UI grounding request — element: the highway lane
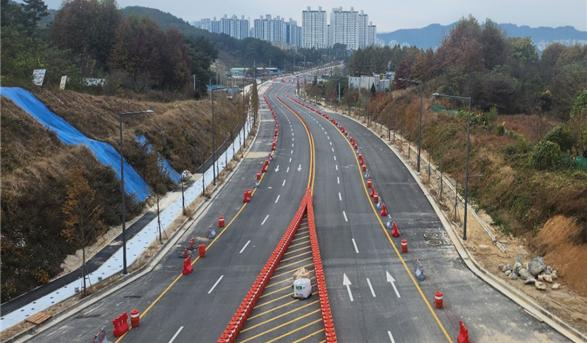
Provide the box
[278,90,450,342]
[32,82,313,343]
[295,91,566,342]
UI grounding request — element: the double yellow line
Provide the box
[292,98,454,342]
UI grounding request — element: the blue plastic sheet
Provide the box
[136,135,181,184]
[0,87,150,201]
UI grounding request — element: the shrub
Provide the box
[530,140,564,170]
[544,124,575,152]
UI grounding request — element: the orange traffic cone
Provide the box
[457,321,469,343]
[391,221,400,237]
[381,203,389,217]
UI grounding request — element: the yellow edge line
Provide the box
[292,328,325,343]
[241,300,319,333]
[283,245,312,256]
[280,250,313,263]
[265,318,324,343]
[265,275,315,290]
[248,299,299,320]
[115,112,272,342]
[275,256,313,271]
[239,310,322,343]
[253,293,294,309]
[302,99,454,343]
[271,263,313,279]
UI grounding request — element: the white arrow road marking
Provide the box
[168,326,184,343]
[366,278,376,298]
[275,165,280,172]
[387,331,396,343]
[282,179,286,187]
[351,238,359,254]
[338,192,342,201]
[208,275,224,294]
[275,194,280,203]
[386,271,401,298]
[239,240,251,254]
[343,273,354,302]
[342,210,348,222]
[261,214,270,225]
[297,164,302,171]
[337,176,340,184]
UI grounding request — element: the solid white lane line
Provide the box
[275,194,280,203]
[261,214,270,225]
[168,326,184,343]
[207,275,224,294]
[351,238,359,254]
[342,210,348,222]
[387,331,396,343]
[239,240,251,254]
[337,176,340,184]
[366,278,376,298]
[338,192,342,201]
[282,179,286,187]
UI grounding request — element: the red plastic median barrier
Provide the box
[130,309,140,328]
[381,203,389,217]
[358,153,364,164]
[391,221,400,237]
[243,189,252,203]
[401,239,408,253]
[262,160,269,173]
[112,312,129,337]
[272,141,276,151]
[256,172,261,182]
[183,256,193,275]
[218,216,225,228]
[367,179,373,189]
[198,243,207,258]
[457,321,470,343]
[434,291,444,309]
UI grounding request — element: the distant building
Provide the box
[348,74,390,92]
[194,15,249,40]
[330,7,359,50]
[302,6,328,49]
[358,12,368,49]
[252,15,300,48]
[367,23,377,47]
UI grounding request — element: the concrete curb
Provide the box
[11,87,269,343]
[321,104,586,343]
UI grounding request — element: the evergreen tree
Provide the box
[21,0,48,32]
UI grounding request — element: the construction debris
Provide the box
[499,256,559,291]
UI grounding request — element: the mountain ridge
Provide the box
[377,22,587,49]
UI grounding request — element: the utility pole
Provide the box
[210,78,216,186]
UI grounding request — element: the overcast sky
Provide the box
[44,0,587,32]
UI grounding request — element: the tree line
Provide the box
[1,0,216,97]
[348,17,587,120]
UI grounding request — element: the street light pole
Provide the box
[118,109,154,275]
[432,92,472,241]
[210,78,217,186]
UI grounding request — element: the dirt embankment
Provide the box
[1,89,245,302]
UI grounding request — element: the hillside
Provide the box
[377,22,587,49]
[121,6,291,69]
[1,89,245,301]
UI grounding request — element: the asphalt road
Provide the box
[284,79,566,342]
[32,79,568,343]
[33,83,312,343]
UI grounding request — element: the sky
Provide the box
[43,0,587,32]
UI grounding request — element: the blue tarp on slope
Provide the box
[136,135,181,184]
[0,87,150,201]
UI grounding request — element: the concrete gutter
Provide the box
[10,82,271,343]
[318,103,587,343]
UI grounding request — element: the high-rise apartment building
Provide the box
[358,11,368,49]
[330,7,359,50]
[194,16,249,40]
[302,6,327,49]
[251,15,300,48]
[367,23,377,47]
